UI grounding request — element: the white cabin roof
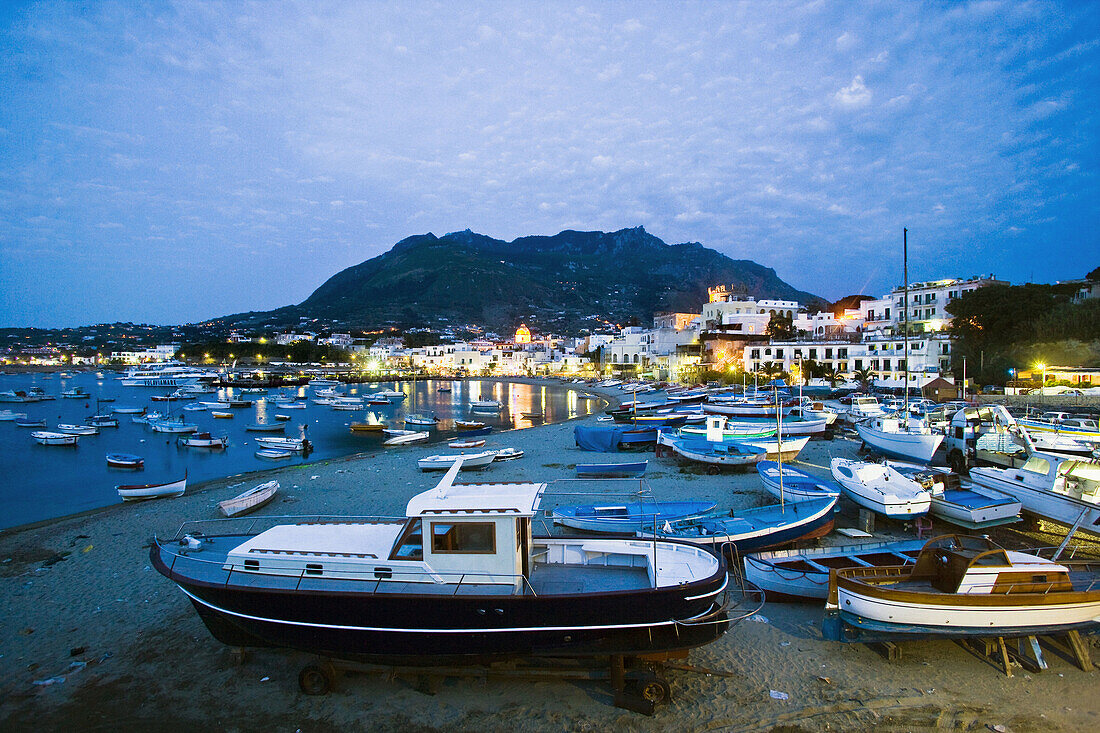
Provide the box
[406,480,547,517]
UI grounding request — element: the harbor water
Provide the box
[0,373,606,529]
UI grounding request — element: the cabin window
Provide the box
[431,522,496,554]
[390,518,424,560]
[972,551,1009,566]
[1021,457,1050,476]
[244,559,259,571]
[305,563,323,576]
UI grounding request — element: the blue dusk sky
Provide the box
[1,1,1097,327]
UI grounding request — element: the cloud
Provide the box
[835,32,856,51]
[834,75,872,108]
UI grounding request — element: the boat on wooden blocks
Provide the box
[825,535,1100,638]
[149,461,735,664]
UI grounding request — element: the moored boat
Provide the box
[117,473,187,501]
[211,411,234,419]
[825,535,1100,637]
[254,436,311,452]
[32,431,79,445]
[106,453,145,469]
[218,480,280,517]
[448,438,486,449]
[149,418,199,434]
[455,420,488,430]
[150,461,735,664]
[0,409,27,421]
[404,413,439,427]
[552,500,717,533]
[178,432,228,449]
[246,422,286,432]
[350,422,386,433]
[15,417,46,427]
[56,423,98,435]
[492,447,524,461]
[382,430,430,446]
[255,449,293,460]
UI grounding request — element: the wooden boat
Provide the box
[744,539,926,602]
[552,500,717,533]
[56,423,98,435]
[219,480,280,517]
[117,473,187,501]
[350,422,386,433]
[492,447,524,461]
[254,436,311,452]
[211,411,233,418]
[855,416,944,464]
[382,430,429,446]
[825,535,1100,637]
[886,462,1021,529]
[255,449,293,460]
[641,496,838,555]
[829,458,932,517]
[574,461,649,478]
[448,438,486,449]
[15,417,46,427]
[417,450,498,471]
[661,435,767,469]
[246,422,286,432]
[106,453,144,469]
[455,420,488,430]
[32,431,79,445]
[150,462,734,664]
[178,432,228,449]
[756,461,841,503]
[969,452,1100,537]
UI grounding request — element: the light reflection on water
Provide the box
[0,374,606,529]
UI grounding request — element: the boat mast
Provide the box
[775,384,784,511]
[903,227,909,428]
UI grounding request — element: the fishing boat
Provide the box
[455,420,488,430]
[640,496,838,555]
[829,458,933,517]
[149,418,199,434]
[15,417,46,427]
[117,473,187,501]
[855,415,945,464]
[246,422,286,432]
[178,432,228,449]
[756,461,841,503]
[61,387,89,399]
[825,535,1100,637]
[744,539,927,602]
[106,453,145,469]
[132,411,164,424]
[212,411,233,419]
[660,434,767,469]
[218,480,280,518]
[574,461,649,478]
[470,399,503,412]
[492,448,524,461]
[404,413,439,427]
[255,449,293,460]
[886,462,1022,529]
[0,409,27,421]
[32,431,79,445]
[448,438,486,449]
[969,453,1100,537]
[254,436,311,452]
[149,461,734,664]
[55,423,98,435]
[350,422,386,433]
[182,402,208,412]
[417,450,498,471]
[844,396,887,422]
[552,500,717,533]
[86,414,120,428]
[383,430,430,446]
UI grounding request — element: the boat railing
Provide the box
[166,514,404,541]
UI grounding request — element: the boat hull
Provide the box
[855,423,944,463]
[744,540,926,601]
[969,468,1100,537]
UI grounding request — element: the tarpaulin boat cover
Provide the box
[574,424,627,452]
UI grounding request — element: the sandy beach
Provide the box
[1,380,1097,732]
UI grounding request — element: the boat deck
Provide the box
[941,489,1014,508]
[528,562,651,595]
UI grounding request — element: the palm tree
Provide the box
[759,361,781,380]
[824,365,845,388]
[852,367,876,391]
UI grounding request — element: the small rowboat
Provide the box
[15,417,46,427]
[575,461,648,478]
[492,447,524,461]
[521,412,544,420]
[87,414,120,428]
[111,405,145,414]
[417,451,497,471]
[106,453,144,469]
[56,423,99,435]
[448,438,486,449]
[383,430,429,446]
[274,414,291,421]
[178,432,227,449]
[552,500,716,533]
[246,422,286,432]
[218,480,279,517]
[404,413,439,427]
[254,436,311,452]
[117,473,187,502]
[756,461,842,503]
[255,449,293,460]
[830,458,932,517]
[350,422,386,433]
[0,410,27,421]
[211,411,233,419]
[455,420,487,430]
[32,431,79,445]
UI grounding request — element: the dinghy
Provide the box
[246,422,286,432]
[417,450,497,471]
[492,447,524,461]
[551,500,716,533]
[448,438,486,449]
[32,431,79,445]
[218,480,280,517]
[886,462,1021,529]
[106,453,145,469]
[117,473,187,501]
[756,461,841,503]
[255,449,293,460]
[830,458,933,517]
[383,430,429,446]
[254,436,311,452]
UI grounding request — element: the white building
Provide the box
[701,286,799,335]
[276,332,315,345]
[883,275,1006,333]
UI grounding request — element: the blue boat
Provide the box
[641,496,838,555]
[575,461,648,478]
[660,434,766,469]
[756,461,841,502]
[551,500,718,533]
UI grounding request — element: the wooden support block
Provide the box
[996,636,1013,678]
[867,641,901,661]
[857,509,876,534]
[1063,630,1096,672]
[1004,636,1046,673]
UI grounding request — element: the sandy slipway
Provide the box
[1,380,1098,732]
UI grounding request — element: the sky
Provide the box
[1,1,1097,328]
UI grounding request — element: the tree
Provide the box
[765,312,796,340]
[823,365,845,387]
[852,367,876,390]
[758,361,781,380]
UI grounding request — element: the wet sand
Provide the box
[1,380,1097,732]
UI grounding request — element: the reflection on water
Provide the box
[0,374,606,529]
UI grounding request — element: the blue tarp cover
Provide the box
[574,424,627,452]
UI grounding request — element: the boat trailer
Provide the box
[283,651,736,715]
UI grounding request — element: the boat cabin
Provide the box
[910,535,1073,595]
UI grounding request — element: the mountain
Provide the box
[225,227,825,332]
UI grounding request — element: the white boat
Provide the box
[371,390,406,401]
[383,430,430,446]
[756,461,841,502]
[177,432,228,449]
[660,433,767,468]
[1018,414,1100,445]
[448,438,486,449]
[493,448,525,461]
[149,419,199,434]
[885,461,1022,529]
[55,423,99,435]
[119,362,216,387]
[417,451,498,471]
[829,457,933,517]
[702,398,788,418]
[969,453,1100,537]
[470,399,503,412]
[117,473,187,501]
[844,397,887,422]
[219,480,280,517]
[132,411,164,424]
[855,415,945,464]
[0,410,28,421]
[111,405,146,414]
[182,402,208,412]
[278,402,307,409]
[404,413,439,427]
[32,431,79,445]
[254,436,311,452]
[246,422,286,432]
[255,449,293,460]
